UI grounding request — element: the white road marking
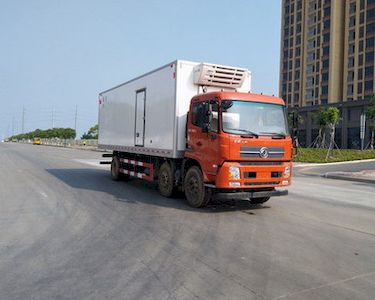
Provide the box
[39,191,48,198]
[73,159,109,169]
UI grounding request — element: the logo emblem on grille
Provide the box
[259,147,269,158]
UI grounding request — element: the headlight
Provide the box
[284,166,291,178]
[229,166,240,180]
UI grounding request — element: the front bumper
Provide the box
[212,189,288,200]
[215,161,292,189]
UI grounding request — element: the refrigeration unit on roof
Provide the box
[193,63,248,89]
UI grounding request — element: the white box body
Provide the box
[98,60,251,158]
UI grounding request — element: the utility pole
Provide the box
[74,105,78,135]
[360,112,366,151]
[52,107,54,128]
[22,106,25,133]
[12,117,15,136]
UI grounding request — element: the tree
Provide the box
[366,95,375,149]
[325,107,341,160]
[88,124,98,138]
[9,127,76,140]
[287,112,304,129]
[288,112,304,148]
[312,107,330,148]
[81,124,98,139]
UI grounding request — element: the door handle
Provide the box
[136,133,140,137]
[196,141,202,147]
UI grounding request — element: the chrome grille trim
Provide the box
[240,146,285,158]
[240,162,284,166]
[244,181,281,186]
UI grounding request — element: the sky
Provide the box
[0,0,282,140]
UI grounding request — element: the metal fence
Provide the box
[20,138,98,148]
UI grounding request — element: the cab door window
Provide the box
[192,102,205,127]
[192,101,219,132]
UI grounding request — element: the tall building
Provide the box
[343,0,375,101]
[280,0,375,107]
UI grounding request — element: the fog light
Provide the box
[229,182,241,187]
[282,180,289,185]
[283,166,291,178]
[229,166,240,180]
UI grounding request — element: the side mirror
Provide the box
[202,123,210,133]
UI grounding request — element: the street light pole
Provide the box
[360,112,366,151]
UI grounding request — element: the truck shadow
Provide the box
[46,168,270,213]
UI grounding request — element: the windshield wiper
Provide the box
[259,132,286,138]
[226,128,259,138]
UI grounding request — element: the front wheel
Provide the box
[250,197,270,204]
[184,166,211,208]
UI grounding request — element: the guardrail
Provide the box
[19,138,98,148]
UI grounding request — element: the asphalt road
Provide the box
[1,143,375,300]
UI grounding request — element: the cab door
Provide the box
[188,99,220,178]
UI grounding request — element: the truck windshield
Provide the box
[221,100,288,136]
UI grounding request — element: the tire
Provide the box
[158,162,175,197]
[111,157,129,181]
[250,197,270,204]
[184,166,211,208]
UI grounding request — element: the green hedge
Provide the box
[9,128,76,140]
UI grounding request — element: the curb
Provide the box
[322,173,375,184]
[293,158,375,168]
[294,169,375,184]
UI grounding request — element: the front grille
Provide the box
[240,146,284,158]
[244,172,256,178]
[240,161,283,166]
[245,181,280,186]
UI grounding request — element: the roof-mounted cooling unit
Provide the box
[193,63,248,89]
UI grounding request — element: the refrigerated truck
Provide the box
[98,60,292,207]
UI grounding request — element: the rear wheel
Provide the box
[111,157,129,181]
[158,162,175,197]
[250,197,270,204]
[184,166,211,208]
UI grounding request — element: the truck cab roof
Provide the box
[192,92,285,106]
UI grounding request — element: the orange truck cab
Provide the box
[183,91,292,205]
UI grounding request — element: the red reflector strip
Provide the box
[119,158,145,166]
[119,159,154,182]
[119,168,154,181]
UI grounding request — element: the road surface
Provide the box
[1,143,374,300]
